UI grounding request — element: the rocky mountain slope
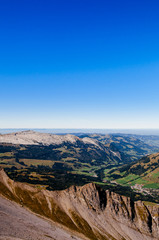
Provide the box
[0,131,158,202]
[0,195,82,240]
[0,130,100,148]
[80,133,159,161]
[0,130,123,166]
[1,131,158,164]
[0,131,125,190]
[0,130,100,147]
[0,168,158,240]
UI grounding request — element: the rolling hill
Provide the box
[102,152,159,202]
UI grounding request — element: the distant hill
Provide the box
[0,131,124,190]
[0,130,123,168]
[0,131,159,193]
[79,133,159,161]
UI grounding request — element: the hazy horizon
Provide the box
[1,128,159,135]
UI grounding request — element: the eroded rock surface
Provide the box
[0,168,159,240]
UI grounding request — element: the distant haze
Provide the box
[1,129,159,135]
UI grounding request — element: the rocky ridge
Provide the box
[0,168,158,240]
[0,130,100,148]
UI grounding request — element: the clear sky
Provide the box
[0,0,159,129]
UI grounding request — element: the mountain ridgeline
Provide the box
[0,130,159,193]
[0,168,159,240]
[0,131,159,239]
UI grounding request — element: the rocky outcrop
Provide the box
[0,168,158,240]
[0,130,100,148]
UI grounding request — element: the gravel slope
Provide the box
[0,195,84,240]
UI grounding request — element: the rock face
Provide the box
[0,168,159,240]
[0,130,100,147]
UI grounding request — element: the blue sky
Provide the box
[0,0,159,128]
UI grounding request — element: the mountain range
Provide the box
[0,168,158,240]
[0,130,159,239]
[0,131,159,198]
